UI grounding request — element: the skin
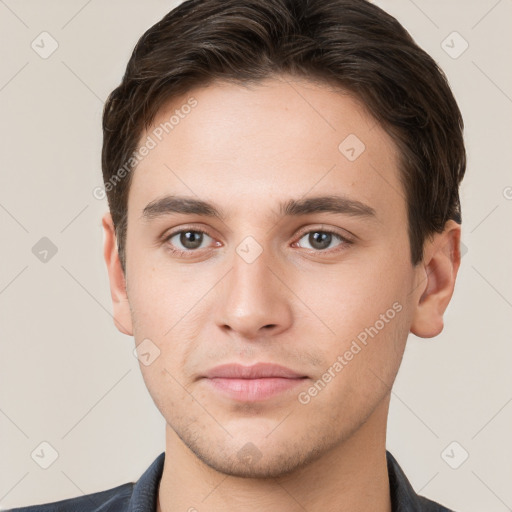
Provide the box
[102,75,461,512]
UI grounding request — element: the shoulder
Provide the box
[5,452,165,512]
[386,450,458,512]
[417,494,458,511]
[4,482,134,512]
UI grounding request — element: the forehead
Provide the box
[128,76,404,225]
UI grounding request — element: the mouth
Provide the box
[201,363,308,402]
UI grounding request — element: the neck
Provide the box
[157,398,392,512]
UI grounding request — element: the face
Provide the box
[105,76,431,478]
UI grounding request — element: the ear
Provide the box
[102,211,133,336]
[410,220,462,338]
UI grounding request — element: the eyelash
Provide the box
[162,225,354,258]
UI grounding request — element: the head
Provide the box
[102,0,465,478]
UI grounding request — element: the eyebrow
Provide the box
[141,194,377,222]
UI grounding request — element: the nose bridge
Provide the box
[216,238,292,338]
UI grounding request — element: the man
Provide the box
[8,0,465,510]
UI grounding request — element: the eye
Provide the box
[294,229,353,252]
[164,228,215,255]
[162,226,353,258]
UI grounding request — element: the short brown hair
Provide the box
[102,0,466,274]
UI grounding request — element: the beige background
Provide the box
[1,0,511,510]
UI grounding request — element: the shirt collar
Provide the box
[386,450,424,511]
[127,452,165,512]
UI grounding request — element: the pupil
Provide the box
[181,231,202,249]
[310,232,331,250]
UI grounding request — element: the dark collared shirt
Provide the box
[6,450,456,511]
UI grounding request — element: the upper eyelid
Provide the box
[294,225,354,241]
[165,226,214,242]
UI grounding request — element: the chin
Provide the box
[183,430,333,479]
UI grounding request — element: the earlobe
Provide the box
[102,212,133,336]
[410,221,461,339]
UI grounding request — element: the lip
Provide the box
[204,362,306,379]
[202,363,308,402]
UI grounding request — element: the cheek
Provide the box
[138,359,198,429]
[300,255,412,389]
[299,254,408,333]
[127,256,195,332]
[127,261,210,380]
[301,300,410,424]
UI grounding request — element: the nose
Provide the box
[215,246,293,340]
